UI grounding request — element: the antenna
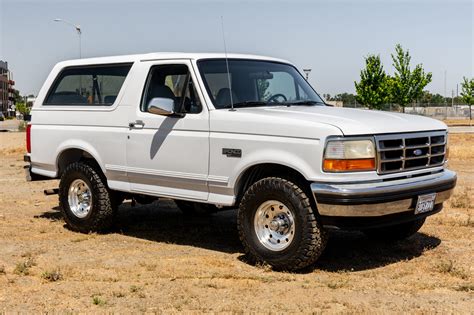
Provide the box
[220,16,235,111]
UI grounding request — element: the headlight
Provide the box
[323,139,376,172]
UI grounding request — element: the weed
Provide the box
[255,262,273,272]
[205,283,219,289]
[327,280,347,289]
[138,261,157,271]
[130,285,143,293]
[14,258,36,275]
[71,237,87,243]
[18,121,27,132]
[41,269,63,282]
[92,295,106,306]
[113,291,126,298]
[454,284,474,292]
[435,260,470,279]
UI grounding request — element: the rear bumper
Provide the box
[312,169,456,228]
[24,154,51,181]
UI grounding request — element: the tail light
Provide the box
[26,124,32,153]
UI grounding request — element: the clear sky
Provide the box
[0,0,472,97]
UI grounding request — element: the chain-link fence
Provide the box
[343,103,473,121]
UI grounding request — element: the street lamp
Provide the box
[54,18,82,58]
[303,68,312,80]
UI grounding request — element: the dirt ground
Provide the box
[0,132,472,313]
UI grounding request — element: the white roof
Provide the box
[55,52,293,68]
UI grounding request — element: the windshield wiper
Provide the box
[224,101,269,108]
[285,100,325,106]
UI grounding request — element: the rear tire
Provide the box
[59,162,117,233]
[237,177,327,271]
[175,200,219,216]
[363,218,426,241]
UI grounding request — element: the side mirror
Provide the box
[147,97,176,116]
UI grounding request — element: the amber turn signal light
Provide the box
[323,158,376,172]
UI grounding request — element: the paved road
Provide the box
[0,119,20,132]
[448,126,474,134]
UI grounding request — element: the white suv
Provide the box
[25,53,456,271]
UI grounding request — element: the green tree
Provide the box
[460,77,474,104]
[323,93,332,101]
[390,44,432,111]
[15,102,30,115]
[354,54,390,109]
[460,77,474,120]
[334,93,357,106]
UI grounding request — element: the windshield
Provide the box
[197,59,325,109]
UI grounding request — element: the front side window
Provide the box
[44,63,132,106]
[197,59,324,109]
[141,64,202,114]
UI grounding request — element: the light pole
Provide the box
[303,68,312,80]
[54,18,82,58]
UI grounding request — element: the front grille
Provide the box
[375,131,447,174]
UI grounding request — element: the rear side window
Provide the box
[44,63,132,106]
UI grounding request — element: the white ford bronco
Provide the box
[25,53,457,270]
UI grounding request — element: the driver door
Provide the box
[126,60,210,201]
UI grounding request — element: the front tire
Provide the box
[59,162,117,233]
[363,218,426,241]
[237,177,327,271]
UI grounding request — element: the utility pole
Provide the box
[444,70,447,119]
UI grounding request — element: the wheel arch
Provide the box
[56,142,105,178]
[234,162,316,211]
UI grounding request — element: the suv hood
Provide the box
[239,106,447,135]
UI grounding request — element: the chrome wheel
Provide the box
[253,200,295,251]
[68,179,92,218]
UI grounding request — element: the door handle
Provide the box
[129,120,145,129]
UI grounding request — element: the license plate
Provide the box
[415,193,437,214]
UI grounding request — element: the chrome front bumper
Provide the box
[312,170,457,218]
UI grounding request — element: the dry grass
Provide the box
[92,295,107,306]
[448,134,474,161]
[450,187,472,209]
[455,283,474,292]
[434,260,470,279]
[0,132,472,313]
[13,258,36,276]
[41,269,63,282]
[443,119,473,126]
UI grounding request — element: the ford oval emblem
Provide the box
[413,149,423,156]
